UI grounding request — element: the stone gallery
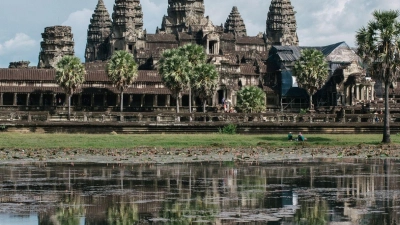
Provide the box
[0,0,376,112]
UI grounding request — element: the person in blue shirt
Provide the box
[298,132,306,141]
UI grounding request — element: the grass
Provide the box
[0,133,399,149]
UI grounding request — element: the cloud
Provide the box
[0,33,36,56]
[62,9,93,61]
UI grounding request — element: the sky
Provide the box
[0,0,399,68]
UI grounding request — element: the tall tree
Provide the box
[106,51,138,112]
[293,49,329,109]
[356,10,400,143]
[237,86,266,113]
[179,44,207,113]
[193,64,220,112]
[158,48,190,114]
[55,55,86,121]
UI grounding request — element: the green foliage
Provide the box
[106,51,138,92]
[219,124,237,134]
[293,49,328,109]
[299,108,309,115]
[158,44,219,113]
[55,55,86,96]
[55,55,86,120]
[0,125,6,131]
[356,10,400,143]
[106,50,138,112]
[237,86,266,113]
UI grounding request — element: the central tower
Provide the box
[159,0,206,34]
[266,0,299,50]
[110,0,145,55]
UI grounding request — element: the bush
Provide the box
[0,125,6,131]
[219,124,237,134]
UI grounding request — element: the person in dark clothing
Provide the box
[288,132,293,141]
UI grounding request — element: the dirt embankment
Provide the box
[0,144,398,164]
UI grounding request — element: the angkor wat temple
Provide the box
[0,0,384,112]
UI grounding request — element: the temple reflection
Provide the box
[0,159,399,224]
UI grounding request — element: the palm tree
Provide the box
[179,44,207,113]
[106,50,138,112]
[158,48,190,114]
[293,49,329,109]
[237,86,266,113]
[356,10,400,143]
[55,55,86,121]
[193,64,219,112]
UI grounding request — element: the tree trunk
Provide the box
[310,95,313,109]
[203,99,206,113]
[68,94,72,121]
[176,92,180,122]
[189,86,192,113]
[382,81,391,143]
[120,91,124,112]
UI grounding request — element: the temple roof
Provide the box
[224,6,247,37]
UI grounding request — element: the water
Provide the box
[0,158,399,224]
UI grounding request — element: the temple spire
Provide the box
[85,0,112,62]
[224,6,247,37]
[110,0,144,54]
[266,0,299,50]
[160,0,207,34]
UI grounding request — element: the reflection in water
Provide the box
[0,159,400,224]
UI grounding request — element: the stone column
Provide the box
[26,93,30,106]
[91,94,94,107]
[140,95,145,107]
[356,85,360,102]
[371,83,375,100]
[78,93,82,106]
[52,94,56,106]
[0,93,3,106]
[166,95,170,107]
[39,93,43,106]
[129,95,133,107]
[103,93,107,107]
[206,40,209,54]
[361,86,365,101]
[153,95,158,107]
[116,94,121,107]
[13,93,17,106]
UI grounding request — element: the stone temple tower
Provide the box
[85,0,112,62]
[159,0,206,34]
[224,6,247,37]
[110,0,145,55]
[38,26,74,68]
[266,0,299,50]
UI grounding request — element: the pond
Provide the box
[0,158,399,224]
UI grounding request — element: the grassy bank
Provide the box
[1,133,399,149]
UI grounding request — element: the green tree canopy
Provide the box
[158,44,219,114]
[192,63,220,112]
[106,50,138,112]
[55,55,86,120]
[237,86,266,113]
[158,48,190,113]
[293,49,329,109]
[356,10,400,143]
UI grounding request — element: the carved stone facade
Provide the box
[85,0,112,62]
[38,26,74,69]
[224,6,247,37]
[266,0,299,50]
[159,0,207,34]
[110,0,145,55]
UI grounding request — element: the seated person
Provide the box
[288,132,293,141]
[298,132,306,141]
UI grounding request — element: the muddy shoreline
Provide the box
[1,144,399,164]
